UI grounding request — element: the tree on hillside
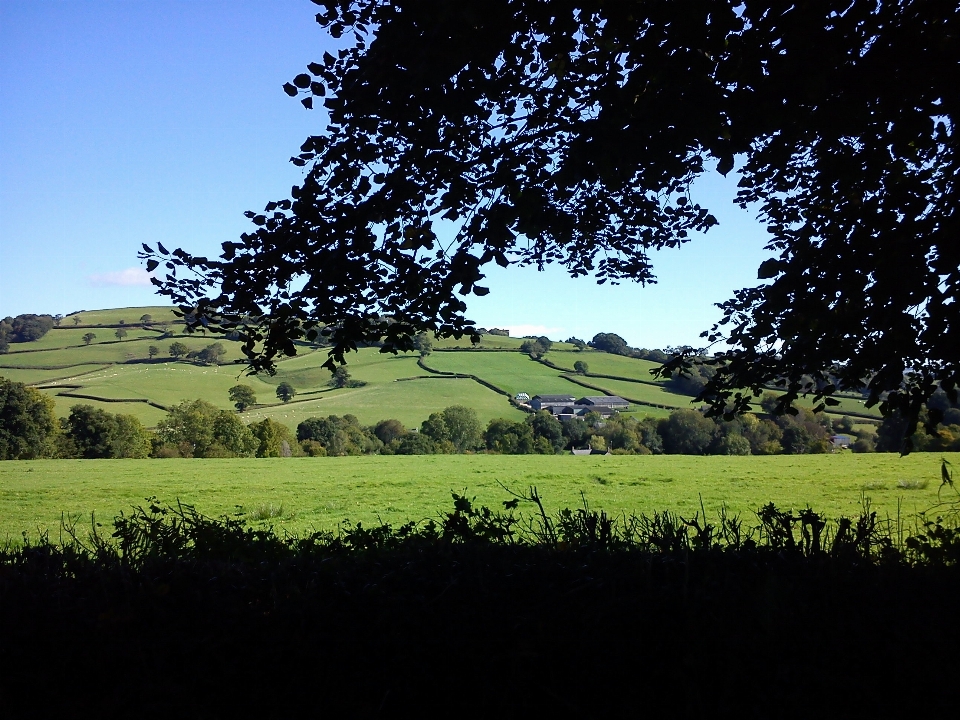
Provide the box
[276,382,296,403]
[1,315,55,345]
[412,332,433,357]
[328,367,354,389]
[142,1,960,450]
[228,385,257,412]
[197,342,226,365]
[140,314,153,327]
[169,341,188,359]
[573,361,589,375]
[53,314,63,327]
[590,333,629,356]
[71,316,81,326]
[148,345,159,359]
[666,363,716,397]
[115,328,127,341]
[82,333,96,345]
[519,339,547,358]
[0,378,59,460]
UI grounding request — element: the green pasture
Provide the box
[0,365,109,385]
[432,334,578,351]
[546,350,666,382]
[3,334,251,370]
[3,327,161,352]
[0,306,884,432]
[423,351,580,396]
[42,363,274,408]
[243,376,524,428]
[271,347,420,389]
[39,394,169,427]
[2,453,954,542]
[62,306,182,326]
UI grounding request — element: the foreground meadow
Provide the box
[2,453,955,541]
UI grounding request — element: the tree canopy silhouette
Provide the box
[143,0,958,449]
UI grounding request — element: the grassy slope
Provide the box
[0,306,881,428]
[562,375,698,409]
[243,377,524,428]
[1,453,952,541]
[423,352,581,396]
[432,335,579,350]
[546,350,667,382]
[0,365,109,385]
[61,306,182,326]
[3,327,161,352]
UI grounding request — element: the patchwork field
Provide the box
[545,350,667,383]
[423,351,582,396]
[1,305,883,431]
[2,453,954,542]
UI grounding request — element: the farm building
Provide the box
[576,396,630,411]
[530,394,630,419]
[530,394,577,411]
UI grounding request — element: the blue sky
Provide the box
[0,0,772,349]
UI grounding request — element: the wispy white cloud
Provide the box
[88,267,153,287]
[501,324,565,338]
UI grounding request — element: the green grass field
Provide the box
[423,351,584,396]
[2,453,954,542]
[61,306,183,326]
[0,364,109,385]
[546,350,667,382]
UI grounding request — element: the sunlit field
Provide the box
[2,453,953,542]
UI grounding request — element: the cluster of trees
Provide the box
[6,369,960,460]
[151,400,299,458]
[0,379,59,459]
[169,341,226,365]
[587,332,670,363]
[0,314,56,353]
[519,336,553,357]
[327,367,364,389]
[0,379,152,460]
[57,405,153,459]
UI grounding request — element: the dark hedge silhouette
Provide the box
[2,489,960,715]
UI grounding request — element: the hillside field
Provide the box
[1,453,953,542]
[1,305,884,430]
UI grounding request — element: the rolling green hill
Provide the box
[1,305,882,430]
